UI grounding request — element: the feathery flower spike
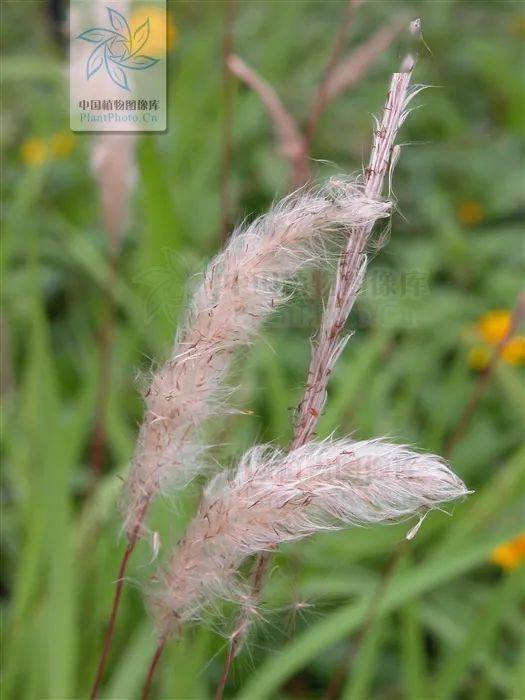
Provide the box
[124,181,390,539]
[152,438,468,635]
[293,53,417,448]
[215,26,427,688]
[95,167,390,700]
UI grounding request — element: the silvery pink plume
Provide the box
[151,438,468,633]
[123,183,391,538]
[216,39,429,676]
[69,3,137,246]
[90,134,137,245]
[293,54,419,448]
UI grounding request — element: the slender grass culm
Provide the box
[91,174,390,696]
[139,22,469,699]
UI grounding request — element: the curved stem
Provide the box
[322,292,525,700]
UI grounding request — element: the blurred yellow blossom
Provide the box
[491,534,525,570]
[501,335,525,365]
[469,310,524,371]
[476,310,511,345]
[468,345,491,372]
[130,7,177,57]
[20,138,49,166]
[457,200,484,227]
[21,132,75,166]
[51,132,75,158]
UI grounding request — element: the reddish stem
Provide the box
[141,638,167,700]
[215,551,269,699]
[90,539,137,698]
[90,500,149,699]
[215,641,236,700]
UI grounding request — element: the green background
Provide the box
[1,1,524,698]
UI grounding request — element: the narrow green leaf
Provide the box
[435,567,525,699]
[401,602,427,700]
[340,614,387,700]
[235,525,524,700]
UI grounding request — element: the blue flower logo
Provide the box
[77,7,160,91]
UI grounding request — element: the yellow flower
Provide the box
[20,133,75,167]
[20,138,49,166]
[468,345,491,372]
[457,200,484,227]
[476,310,511,345]
[469,310,525,369]
[130,7,177,57]
[501,335,525,366]
[491,534,525,570]
[51,132,75,158]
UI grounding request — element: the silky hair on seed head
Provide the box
[123,180,391,539]
[151,437,468,636]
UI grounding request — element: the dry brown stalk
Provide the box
[141,638,167,700]
[90,500,147,699]
[88,133,138,696]
[324,15,409,103]
[229,5,404,188]
[228,54,309,187]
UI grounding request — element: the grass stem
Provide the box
[90,499,149,698]
[141,638,167,700]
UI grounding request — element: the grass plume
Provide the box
[151,438,467,636]
[123,181,390,538]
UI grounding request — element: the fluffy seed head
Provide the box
[123,182,390,538]
[151,438,468,634]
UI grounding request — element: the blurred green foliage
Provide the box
[1,1,524,698]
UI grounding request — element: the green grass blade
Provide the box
[340,614,387,700]
[434,567,525,699]
[235,525,524,700]
[401,601,428,700]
